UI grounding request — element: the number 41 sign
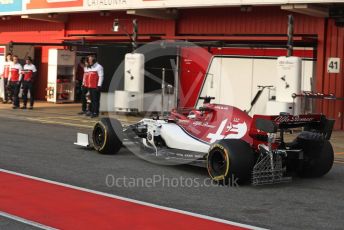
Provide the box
[327,57,340,73]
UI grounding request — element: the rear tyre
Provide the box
[296,131,334,177]
[207,139,255,184]
[92,118,123,154]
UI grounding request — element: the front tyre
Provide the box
[92,118,123,154]
[207,139,255,184]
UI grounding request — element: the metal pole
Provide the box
[8,41,13,54]
[287,14,294,57]
[131,19,138,53]
[167,84,173,111]
[161,68,166,116]
[174,47,180,109]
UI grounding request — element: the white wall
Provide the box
[197,56,315,116]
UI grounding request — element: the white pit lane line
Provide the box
[0,168,267,230]
[0,211,57,230]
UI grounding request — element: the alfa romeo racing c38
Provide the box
[91,97,335,185]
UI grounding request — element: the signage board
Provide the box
[26,0,83,9]
[0,0,22,12]
[0,0,343,16]
[327,57,341,74]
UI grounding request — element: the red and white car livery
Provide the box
[90,98,335,185]
[171,104,252,146]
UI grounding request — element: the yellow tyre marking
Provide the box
[94,121,108,152]
[207,143,230,181]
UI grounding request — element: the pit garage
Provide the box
[0,2,344,129]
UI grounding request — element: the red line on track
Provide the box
[0,171,253,230]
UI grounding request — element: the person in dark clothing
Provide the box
[21,56,37,109]
[75,57,86,102]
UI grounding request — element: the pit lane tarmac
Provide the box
[0,115,343,229]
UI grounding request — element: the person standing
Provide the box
[21,56,37,109]
[78,59,90,115]
[85,55,103,118]
[75,57,86,102]
[7,55,23,109]
[1,53,13,103]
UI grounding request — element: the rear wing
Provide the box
[251,114,335,140]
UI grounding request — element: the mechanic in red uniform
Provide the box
[1,53,13,103]
[7,55,23,109]
[78,59,91,115]
[84,55,104,118]
[21,56,37,109]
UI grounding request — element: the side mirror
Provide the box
[199,96,215,104]
[255,118,277,133]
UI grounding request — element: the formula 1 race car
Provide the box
[87,97,335,185]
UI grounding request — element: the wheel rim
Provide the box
[210,149,227,177]
[93,124,105,148]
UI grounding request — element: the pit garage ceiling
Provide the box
[0,0,341,16]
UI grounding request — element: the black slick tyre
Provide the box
[207,139,255,184]
[92,118,123,154]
